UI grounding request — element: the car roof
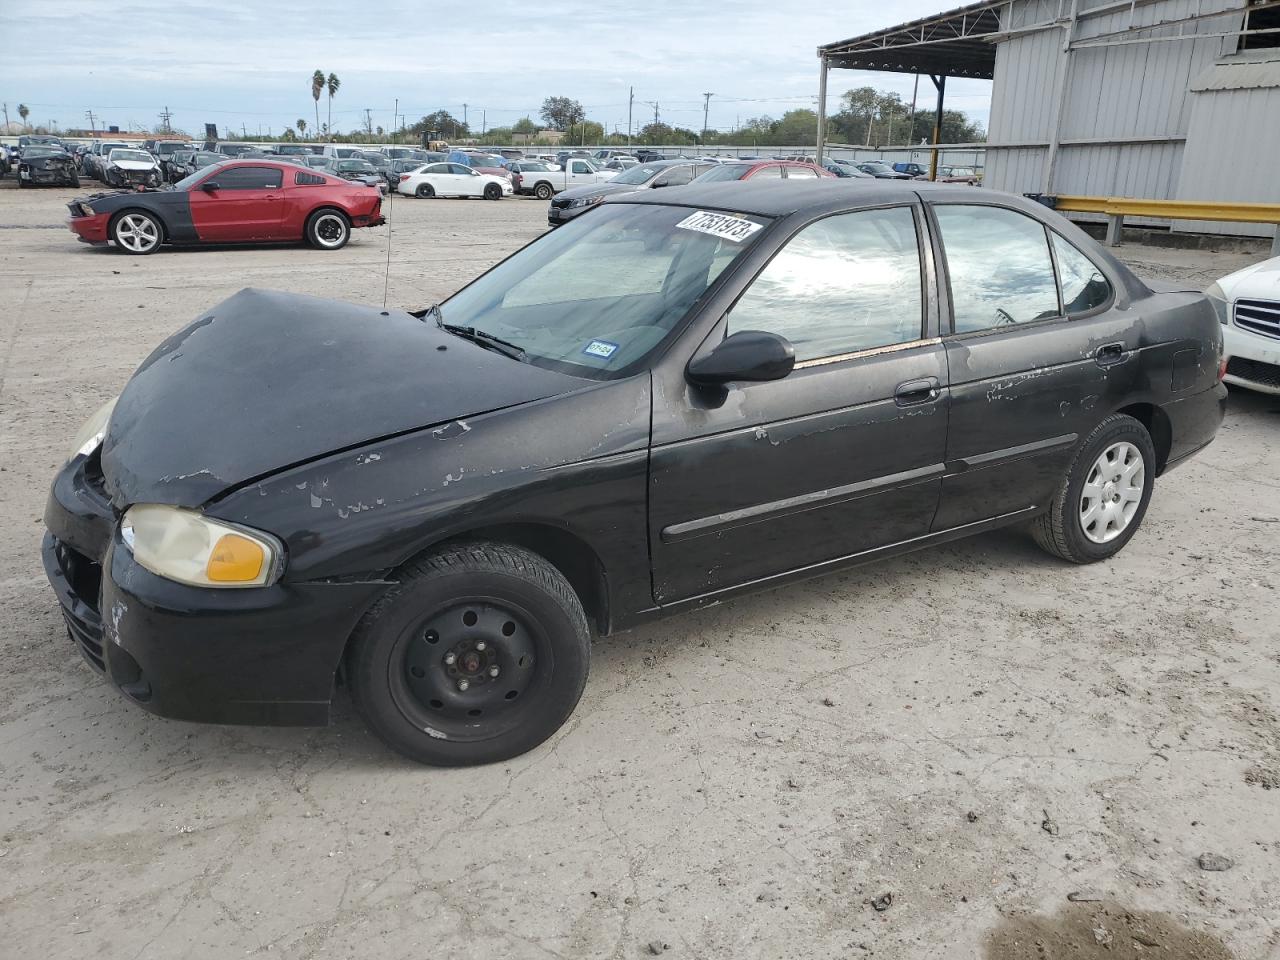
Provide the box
[612,179,1006,218]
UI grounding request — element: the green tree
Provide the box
[17,103,29,129]
[512,117,537,135]
[310,71,324,139]
[296,118,307,138]
[326,72,340,141]
[772,109,819,146]
[540,96,585,131]
[638,121,674,144]
[412,110,468,140]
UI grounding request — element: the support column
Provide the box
[816,54,829,163]
[929,74,946,180]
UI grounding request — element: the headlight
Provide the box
[67,397,117,462]
[570,195,605,208]
[1204,281,1230,325]
[78,202,95,216]
[120,505,283,588]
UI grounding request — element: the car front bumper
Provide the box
[42,454,388,727]
[68,212,111,244]
[1223,322,1280,395]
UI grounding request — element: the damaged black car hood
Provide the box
[101,288,585,508]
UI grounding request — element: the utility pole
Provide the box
[2,103,9,132]
[462,103,468,133]
[364,107,373,136]
[159,105,173,133]
[908,72,919,147]
[84,109,97,135]
[702,92,713,145]
[482,110,486,136]
[393,97,398,142]
[627,86,633,146]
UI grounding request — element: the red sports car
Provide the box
[66,159,385,254]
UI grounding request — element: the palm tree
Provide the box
[325,72,341,141]
[17,103,29,129]
[311,70,325,141]
[297,118,307,138]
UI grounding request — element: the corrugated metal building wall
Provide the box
[984,0,1277,235]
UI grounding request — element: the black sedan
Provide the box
[547,159,713,225]
[17,146,79,187]
[43,181,1225,766]
[857,161,913,179]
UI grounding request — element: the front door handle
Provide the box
[894,376,941,406]
[1095,342,1127,367]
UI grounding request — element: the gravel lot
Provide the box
[1,177,1277,960]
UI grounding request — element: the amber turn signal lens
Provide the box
[206,533,266,582]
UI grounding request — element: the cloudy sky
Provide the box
[0,0,992,139]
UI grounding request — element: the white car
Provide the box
[1208,256,1280,394]
[100,148,162,188]
[398,162,513,200]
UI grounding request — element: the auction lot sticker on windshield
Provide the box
[675,211,763,243]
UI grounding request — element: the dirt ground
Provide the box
[1,178,1278,960]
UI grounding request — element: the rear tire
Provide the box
[534,182,553,200]
[1031,414,1156,563]
[484,182,502,201]
[346,541,591,766]
[415,183,434,199]
[305,208,350,250]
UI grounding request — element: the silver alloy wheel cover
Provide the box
[115,213,159,252]
[1079,441,1145,544]
[313,213,347,247]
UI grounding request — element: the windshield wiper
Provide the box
[413,303,528,362]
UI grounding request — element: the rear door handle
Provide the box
[1095,342,1127,367]
[894,376,941,406]
[265,194,282,201]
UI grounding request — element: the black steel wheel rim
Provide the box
[316,216,344,242]
[388,598,553,742]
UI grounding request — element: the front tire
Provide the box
[305,208,350,250]
[109,210,162,254]
[346,541,591,766]
[534,182,553,200]
[415,183,435,199]
[484,182,503,201]
[1031,414,1156,563]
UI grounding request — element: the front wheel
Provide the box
[346,541,591,766]
[110,210,162,254]
[534,182,553,200]
[415,183,434,199]
[1031,413,1156,563]
[484,182,503,201]
[68,170,80,188]
[305,208,350,250]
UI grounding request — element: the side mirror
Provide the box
[651,179,669,188]
[200,180,220,192]
[687,330,795,387]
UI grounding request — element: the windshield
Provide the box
[692,163,752,182]
[156,142,190,155]
[440,203,769,379]
[338,160,374,172]
[518,161,551,172]
[110,149,152,163]
[609,163,668,185]
[173,160,227,190]
[23,147,64,158]
[861,163,894,173]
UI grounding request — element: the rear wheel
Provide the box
[534,182,553,200]
[415,183,435,199]
[110,210,162,254]
[1031,414,1156,563]
[346,541,591,766]
[483,182,503,201]
[305,208,350,250]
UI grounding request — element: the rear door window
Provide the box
[934,204,1060,333]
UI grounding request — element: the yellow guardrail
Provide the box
[1048,195,1280,255]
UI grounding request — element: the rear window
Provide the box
[295,171,327,185]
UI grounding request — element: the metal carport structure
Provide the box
[816,0,1003,175]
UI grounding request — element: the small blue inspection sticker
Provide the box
[582,339,619,359]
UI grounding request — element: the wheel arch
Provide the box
[390,522,610,635]
[1115,401,1172,474]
